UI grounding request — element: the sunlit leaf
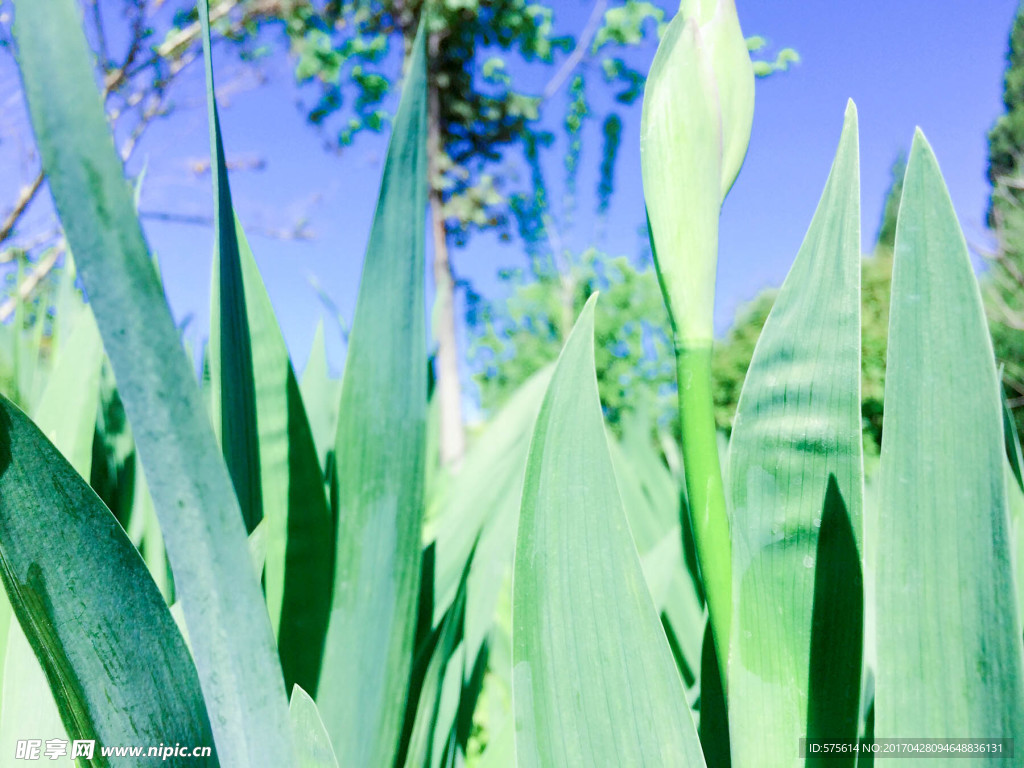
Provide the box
[512,296,705,766]
[875,129,1024,741]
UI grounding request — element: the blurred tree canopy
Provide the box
[468,150,902,455]
[0,0,796,461]
[987,0,1024,431]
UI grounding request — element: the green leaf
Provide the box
[0,311,104,765]
[427,363,551,673]
[0,397,215,764]
[1002,385,1024,493]
[203,0,333,718]
[429,643,465,768]
[290,686,339,768]
[204,22,263,537]
[476,716,513,768]
[12,0,294,762]
[32,311,103,477]
[608,433,703,683]
[512,296,704,766]
[203,72,333,693]
[316,21,429,768]
[300,321,340,470]
[727,102,863,767]
[401,587,466,768]
[875,129,1024,740]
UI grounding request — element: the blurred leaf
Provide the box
[875,130,1024,740]
[33,311,103,475]
[0,623,74,766]
[428,365,551,652]
[316,21,429,768]
[401,578,467,768]
[512,296,704,766]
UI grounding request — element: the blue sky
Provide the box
[1,1,1020,397]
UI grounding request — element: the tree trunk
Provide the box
[427,81,466,469]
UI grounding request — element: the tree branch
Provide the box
[541,0,608,102]
[0,171,45,245]
[0,245,63,323]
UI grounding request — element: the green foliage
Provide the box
[0,2,1018,768]
[470,249,675,433]
[987,0,1024,221]
[986,2,1024,438]
[713,153,903,457]
[512,297,705,766]
[877,129,1024,743]
[204,15,334,697]
[727,103,863,766]
[15,0,295,761]
[593,1,666,51]
[315,23,429,768]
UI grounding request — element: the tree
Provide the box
[267,0,686,467]
[1,1,795,465]
[471,247,676,433]
[986,0,1024,432]
[988,0,1024,221]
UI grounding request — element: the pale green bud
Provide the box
[641,0,754,346]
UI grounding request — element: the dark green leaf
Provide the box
[0,398,215,765]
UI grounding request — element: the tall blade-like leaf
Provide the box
[401,582,466,768]
[316,22,428,768]
[201,5,333,693]
[202,0,262,536]
[427,364,551,677]
[0,398,215,764]
[300,321,340,470]
[12,1,294,763]
[512,296,705,767]
[726,102,863,767]
[875,130,1024,741]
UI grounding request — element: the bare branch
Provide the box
[0,171,45,245]
[542,0,608,102]
[139,209,314,241]
[0,245,63,323]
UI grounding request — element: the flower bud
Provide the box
[641,0,754,346]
